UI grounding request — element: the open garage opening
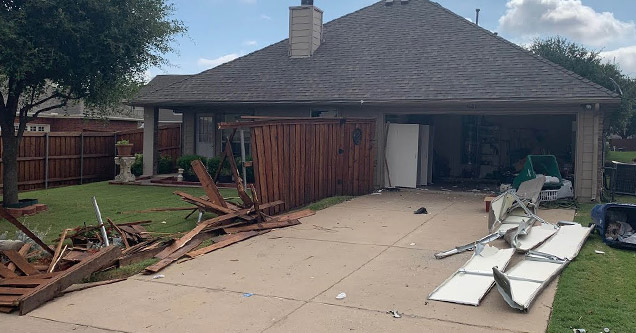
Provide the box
[384,114,577,192]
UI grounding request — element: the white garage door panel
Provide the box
[385,124,419,188]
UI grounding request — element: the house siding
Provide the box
[575,107,603,201]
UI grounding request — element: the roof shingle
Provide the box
[133,0,619,106]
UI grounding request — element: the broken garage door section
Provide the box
[428,245,515,306]
[492,222,593,311]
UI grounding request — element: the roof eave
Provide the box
[129,96,621,109]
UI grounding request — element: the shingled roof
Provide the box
[132,0,619,107]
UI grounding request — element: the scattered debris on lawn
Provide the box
[595,250,605,254]
[0,243,121,315]
[429,173,593,311]
[0,143,315,315]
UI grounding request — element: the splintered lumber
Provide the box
[7,243,31,272]
[48,229,70,272]
[223,209,314,233]
[222,137,253,207]
[0,208,54,256]
[0,264,19,278]
[62,278,127,295]
[224,219,301,234]
[154,200,284,260]
[186,231,262,258]
[174,191,243,216]
[2,250,39,276]
[174,191,254,222]
[17,246,121,315]
[120,207,194,214]
[144,238,204,274]
[214,128,237,182]
[274,209,316,221]
[107,218,130,249]
[191,159,228,208]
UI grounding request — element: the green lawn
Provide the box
[0,182,229,244]
[548,196,636,332]
[606,150,636,164]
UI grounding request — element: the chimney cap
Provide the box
[301,0,314,5]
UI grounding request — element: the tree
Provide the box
[528,37,636,138]
[0,0,185,205]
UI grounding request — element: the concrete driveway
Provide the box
[2,191,575,333]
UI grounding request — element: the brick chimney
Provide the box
[289,0,323,58]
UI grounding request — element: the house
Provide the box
[134,75,188,126]
[23,100,142,133]
[131,0,620,201]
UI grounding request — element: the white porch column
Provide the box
[143,106,159,176]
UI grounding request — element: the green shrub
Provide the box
[157,155,174,174]
[176,155,207,181]
[131,154,143,176]
[207,157,222,177]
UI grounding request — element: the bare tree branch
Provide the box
[30,101,69,119]
[19,91,65,114]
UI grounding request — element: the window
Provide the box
[13,124,50,133]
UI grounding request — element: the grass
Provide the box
[606,150,636,164]
[0,181,238,244]
[306,196,353,211]
[548,196,636,332]
[86,258,160,282]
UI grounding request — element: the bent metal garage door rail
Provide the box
[219,118,376,214]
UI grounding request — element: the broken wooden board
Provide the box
[2,250,40,276]
[154,200,284,260]
[144,238,204,274]
[174,191,254,221]
[191,159,228,208]
[224,219,300,234]
[0,263,19,278]
[0,208,54,256]
[186,231,263,258]
[62,278,127,295]
[7,243,31,272]
[221,137,253,207]
[16,246,121,315]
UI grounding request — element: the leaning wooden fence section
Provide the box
[0,125,181,191]
[220,118,376,213]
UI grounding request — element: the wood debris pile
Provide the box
[0,133,313,314]
[0,208,121,315]
[144,157,314,274]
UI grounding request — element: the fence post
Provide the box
[113,132,118,179]
[80,132,84,184]
[240,129,247,185]
[44,133,49,189]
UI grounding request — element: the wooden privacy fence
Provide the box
[220,118,376,214]
[117,124,181,162]
[0,125,181,191]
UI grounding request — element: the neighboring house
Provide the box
[131,0,620,200]
[24,97,142,133]
[134,75,188,125]
[14,75,187,133]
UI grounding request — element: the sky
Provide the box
[149,0,636,79]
